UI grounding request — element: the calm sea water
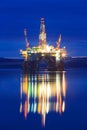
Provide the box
[0,68,87,130]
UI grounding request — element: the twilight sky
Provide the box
[0,0,87,57]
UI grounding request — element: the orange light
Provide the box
[62,53,66,57]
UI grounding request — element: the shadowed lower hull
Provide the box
[23,56,64,72]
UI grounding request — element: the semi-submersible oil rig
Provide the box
[20,18,67,71]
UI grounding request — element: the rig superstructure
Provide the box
[20,18,67,70]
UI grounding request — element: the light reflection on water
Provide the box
[0,68,87,129]
[20,71,66,126]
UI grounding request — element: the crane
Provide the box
[24,28,29,49]
[56,34,61,48]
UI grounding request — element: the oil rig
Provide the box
[20,18,67,71]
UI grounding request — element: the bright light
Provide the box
[62,101,65,112]
[46,45,50,52]
[20,49,22,53]
[56,52,60,61]
[61,53,66,57]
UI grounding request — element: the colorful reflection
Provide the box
[20,71,66,126]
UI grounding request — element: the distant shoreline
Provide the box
[0,57,23,69]
[0,57,87,69]
[64,57,87,68]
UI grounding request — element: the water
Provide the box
[0,68,87,130]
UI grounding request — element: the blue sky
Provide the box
[0,0,87,57]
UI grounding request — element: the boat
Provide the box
[20,18,67,71]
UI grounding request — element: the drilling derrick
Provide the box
[39,18,46,47]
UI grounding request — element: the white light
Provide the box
[46,45,50,52]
